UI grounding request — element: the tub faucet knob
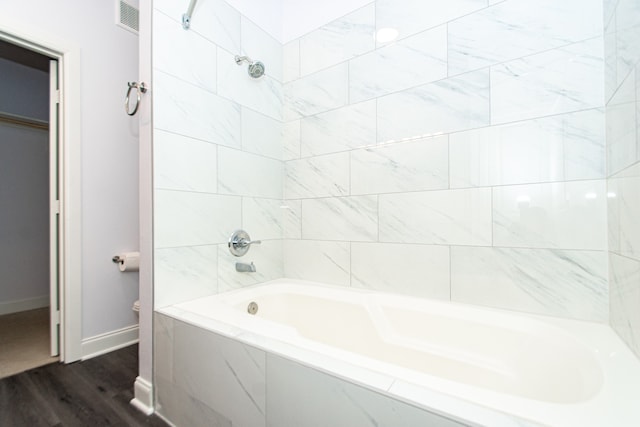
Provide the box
[228,229,260,257]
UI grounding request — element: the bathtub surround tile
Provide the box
[218,147,283,199]
[217,49,283,121]
[154,314,174,383]
[608,169,640,260]
[242,198,284,241]
[300,101,376,157]
[282,200,302,239]
[492,180,608,250]
[609,253,640,357]
[615,0,640,85]
[173,320,266,427]
[377,70,490,143]
[154,71,241,149]
[241,108,282,160]
[300,4,375,76]
[301,196,378,242]
[375,0,488,44]
[351,243,450,299]
[450,109,605,188]
[283,63,348,121]
[351,136,449,195]
[283,120,301,160]
[491,38,605,125]
[154,129,218,193]
[349,26,448,103]
[606,70,637,175]
[154,245,218,308]
[266,354,466,427]
[218,240,283,292]
[285,152,349,199]
[447,0,602,75]
[154,190,240,248]
[241,17,283,82]
[184,0,241,54]
[451,246,608,322]
[283,40,300,83]
[153,10,217,92]
[379,188,492,246]
[283,240,350,286]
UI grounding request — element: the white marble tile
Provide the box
[283,40,300,83]
[491,38,605,125]
[609,253,640,357]
[217,49,283,121]
[153,0,183,19]
[153,10,217,92]
[266,354,466,427]
[450,246,608,322]
[493,180,607,250]
[301,196,378,242]
[173,321,266,427]
[154,70,241,149]
[156,376,232,427]
[154,314,174,382]
[242,198,283,241]
[608,168,640,260]
[607,70,637,175]
[300,100,376,157]
[351,243,450,299]
[603,0,618,28]
[604,21,618,104]
[351,136,449,195]
[282,199,302,239]
[154,129,217,193]
[217,240,283,292]
[218,147,283,199]
[241,108,282,160]
[448,0,602,75]
[375,0,488,44]
[377,70,490,143]
[284,63,348,120]
[379,188,492,246]
[283,120,301,160]
[186,0,241,54]
[300,4,375,76]
[154,190,240,248]
[241,17,283,82]
[615,0,640,85]
[283,239,350,286]
[154,245,218,308]
[349,25,448,103]
[450,109,605,188]
[285,152,349,199]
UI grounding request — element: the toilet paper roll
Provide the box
[118,251,140,272]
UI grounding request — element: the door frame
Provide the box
[0,23,82,362]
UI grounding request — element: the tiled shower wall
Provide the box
[152,0,285,308]
[282,0,609,322]
[606,0,640,357]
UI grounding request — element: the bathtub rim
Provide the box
[156,278,640,427]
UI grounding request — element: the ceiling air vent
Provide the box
[116,0,139,34]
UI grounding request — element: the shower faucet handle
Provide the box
[228,229,260,257]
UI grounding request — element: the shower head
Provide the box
[234,55,265,78]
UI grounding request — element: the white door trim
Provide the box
[0,22,83,362]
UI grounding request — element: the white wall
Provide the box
[0,0,140,339]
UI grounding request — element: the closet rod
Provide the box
[182,0,198,30]
[0,111,48,131]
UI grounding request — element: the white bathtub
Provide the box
[159,279,640,427]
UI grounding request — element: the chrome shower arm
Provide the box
[182,0,198,30]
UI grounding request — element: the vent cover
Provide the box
[117,0,139,34]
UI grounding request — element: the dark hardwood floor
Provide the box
[0,344,168,427]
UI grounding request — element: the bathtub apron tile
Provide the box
[450,246,609,321]
[154,314,175,383]
[351,243,450,299]
[173,320,266,427]
[266,354,468,427]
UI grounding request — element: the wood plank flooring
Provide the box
[0,344,168,427]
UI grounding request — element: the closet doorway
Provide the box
[0,39,61,377]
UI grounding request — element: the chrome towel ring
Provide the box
[125,81,147,116]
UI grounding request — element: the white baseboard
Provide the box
[0,295,49,315]
[131,376,154,415]
[81,324,139,360]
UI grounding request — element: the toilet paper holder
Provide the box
[112,255,124,264]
